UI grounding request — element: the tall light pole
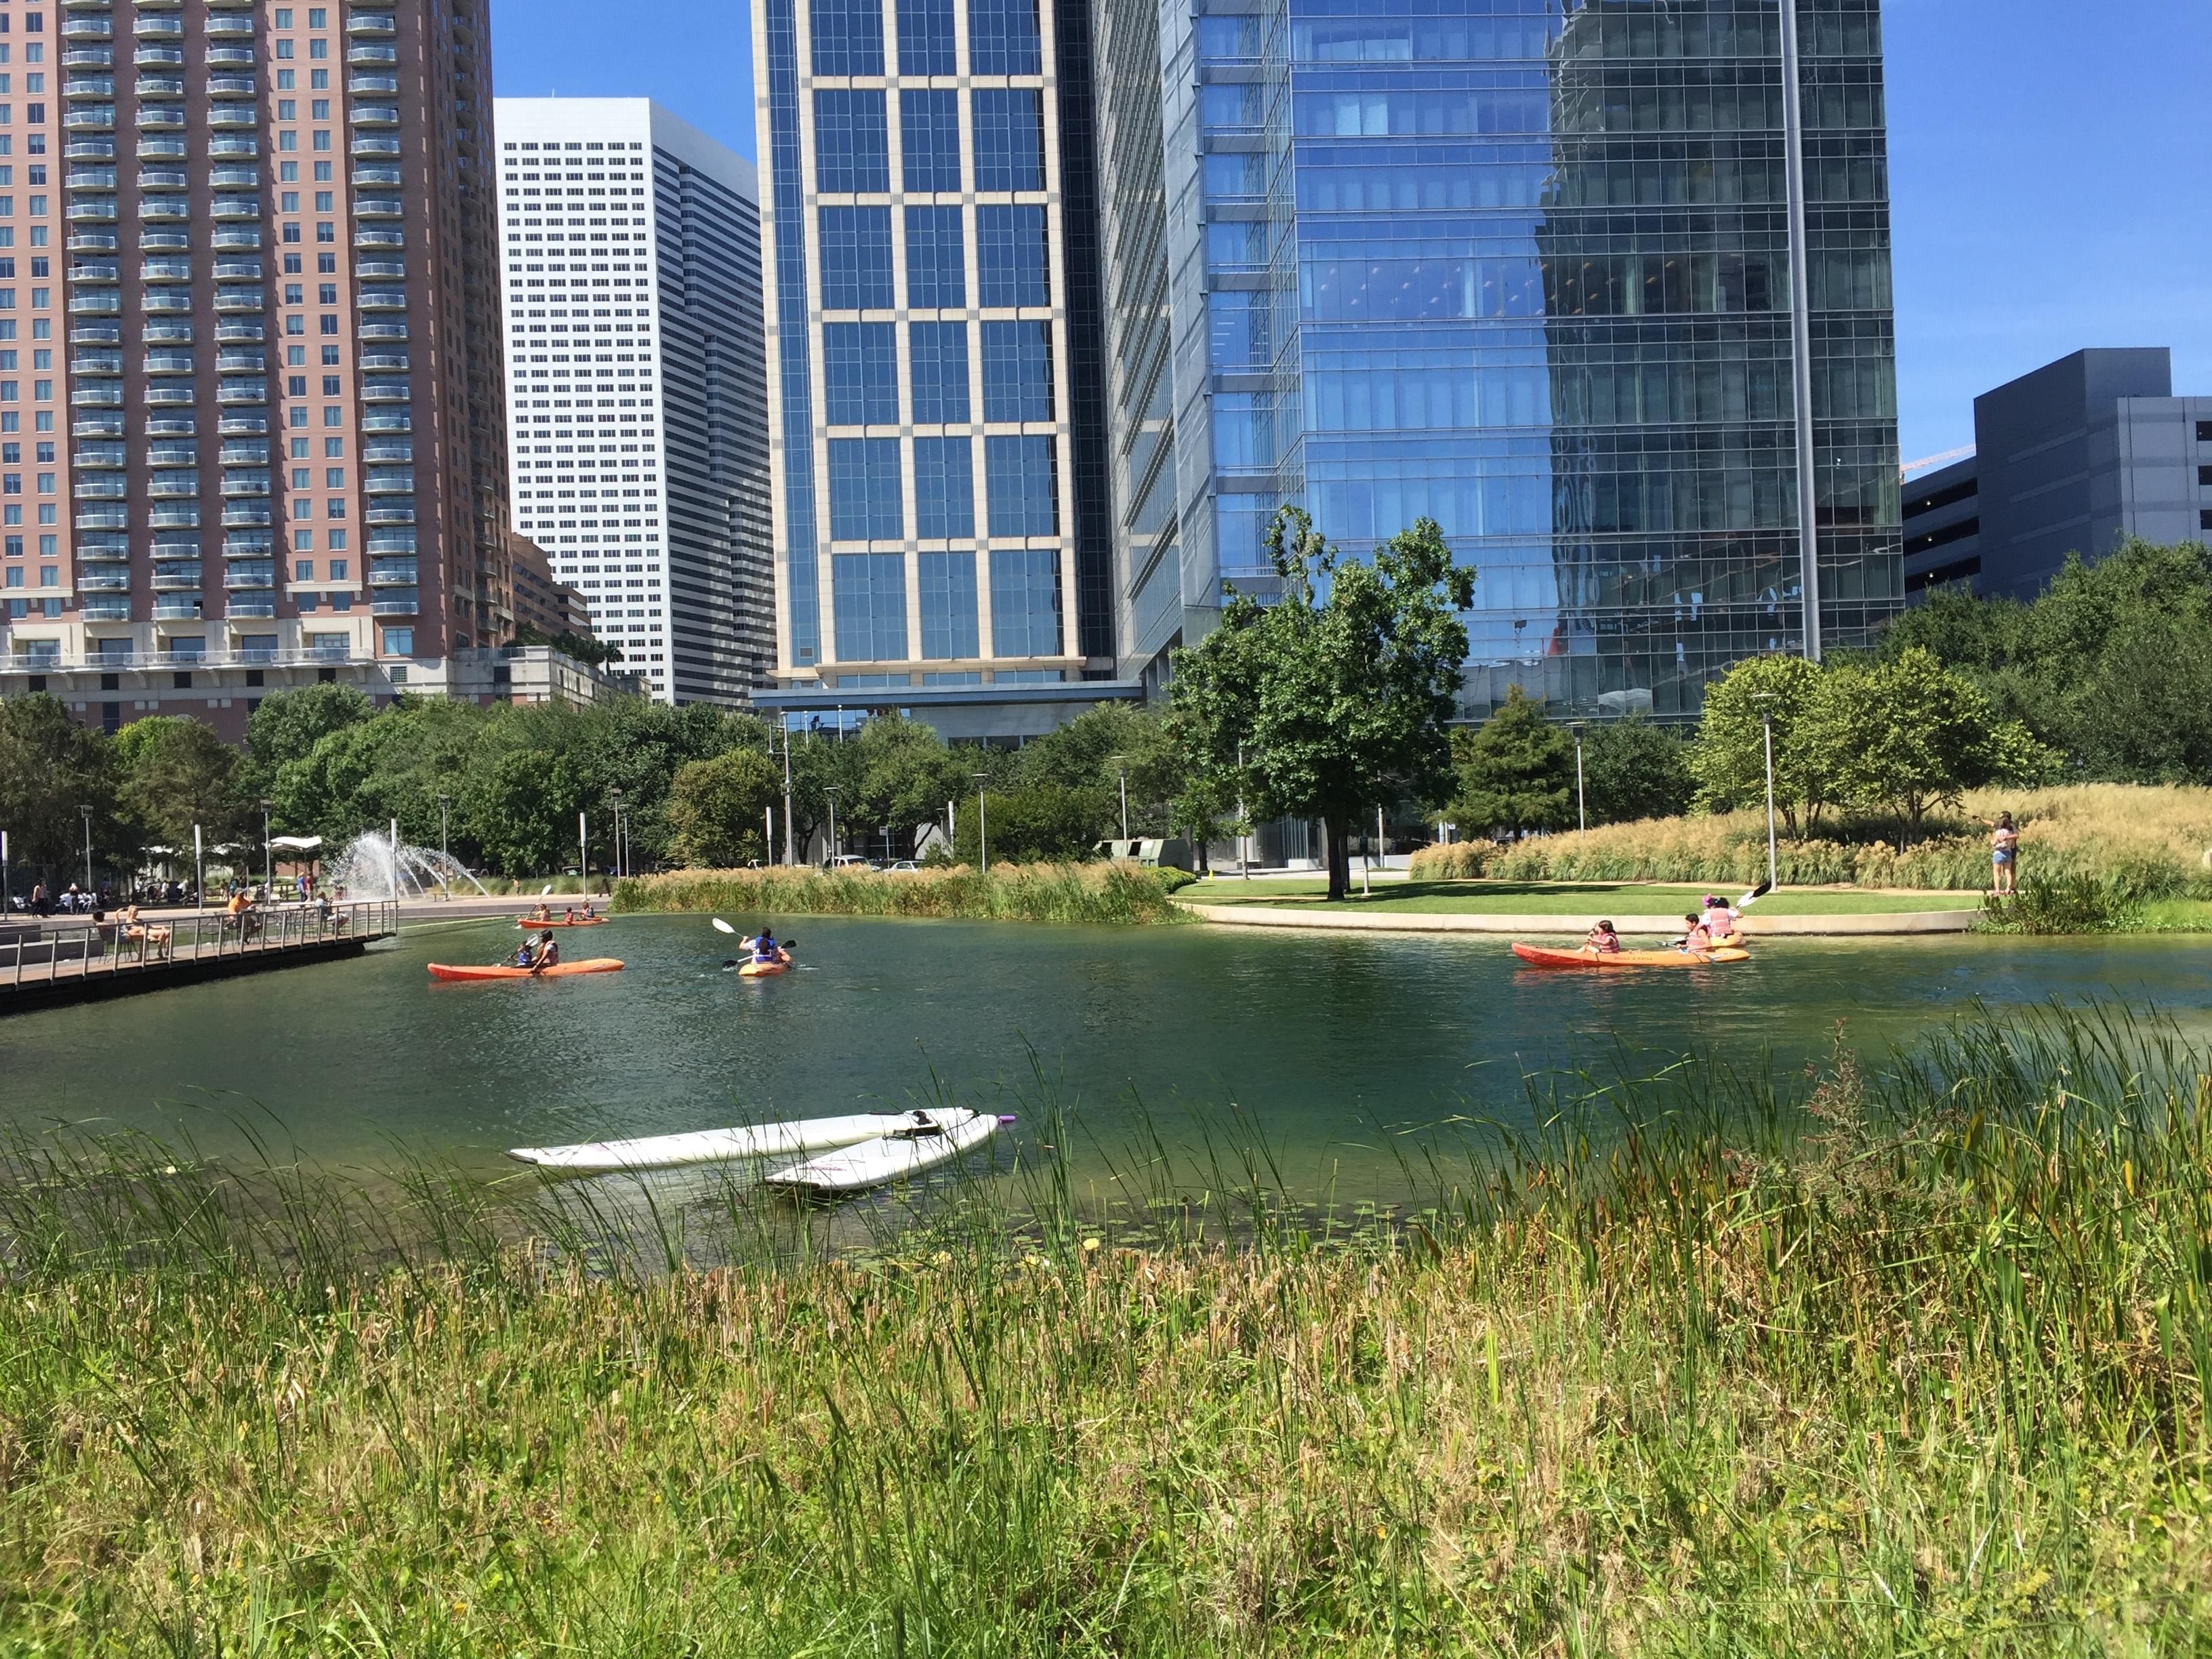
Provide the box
[1235,742,1250,880]
[973,773,989,875]
[779,726,795,864]
[607,788,622,880]
[79,804,92,897]
[438,792,451,867]
[1779,0,1820,663]
[1755,691,1779,890]
[260,798,272,899]
[1570,722,1586,835]
[1114,759,1129,842]
[824,787,840,867]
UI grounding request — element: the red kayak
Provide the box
[428,958,625,981]
[1511,942,1749,969]
[516,916,609,928]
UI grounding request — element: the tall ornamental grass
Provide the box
[611,859,1197,925]
[1412,781,2212,897]
[1,1005,2208,1651]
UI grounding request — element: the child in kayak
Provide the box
[512,937,538,970]
[747,927,789,967]
[532,930,560,975]
[1701,893,1741,944]
[1583,920,1622,955]
[1680,912,1716,954]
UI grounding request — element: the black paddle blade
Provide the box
[722,958,739,969]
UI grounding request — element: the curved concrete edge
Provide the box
[1174,901,1982,937]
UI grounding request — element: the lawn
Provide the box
[1182,878,1976,916]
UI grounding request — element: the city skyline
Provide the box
[489,0,2212,470]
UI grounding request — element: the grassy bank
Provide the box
[610,860,1196,926]
[1185,878,1961,916]
[1412,783,2212,899]
[3,1008,2209,1651]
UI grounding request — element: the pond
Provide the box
[3,914,2205,1205]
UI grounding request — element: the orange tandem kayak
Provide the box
[515,916,610,928]
[428,959,626,981]
[1511,943,1750,969]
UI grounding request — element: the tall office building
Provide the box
[752,0,1130,739]
[495,97,772,705]
[1099,0,1902,719]
[0,0,514,729]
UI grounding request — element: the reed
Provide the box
[1412,781,2212,900]
[1,1006,2208,1651]
[610,859,1197,926]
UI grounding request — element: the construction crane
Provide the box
[1900,446,1975,482]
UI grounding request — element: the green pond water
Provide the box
[0,914,2205,1205]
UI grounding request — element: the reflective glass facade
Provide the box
[1099,0,1901,718]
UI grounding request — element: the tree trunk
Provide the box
[1324,817,1350,901]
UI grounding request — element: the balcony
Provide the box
[350,104,401,128]
[66,196,118,222]
[73,476,127,500]
[148,507,203,531]
[225,600,277,619]
[77,541,130,565]
[133,15,183,37]
[211,228,262,251]
[80,600,135,622]
[363,411,413,434]
[346,13,398,35]
[353,163,402,188]
[353,197,404,222]
[143,384,195,406]
[221,479,272,505]
[138,234,190,257]
[218,415,269,438]
[356,287,407,312]
[152,600,206,620]
[207,75,257,99]
[207,106,258,129]
[360,378,411,404]
[63,76,117,100]
[137,167,188,191]
[75,506,129,530]
[211,165,260,188]
[71,327,125,354]
[361,443,414,464]
[357,352,410,373]
[356,260,407,281]
[367,560,419,587]
[73,415,127,438]
[66,230,119,253]
[348,42,398,66]
[220,440,270,464]
[210,194,259,220]
[140,259,192,284]
[61,19,115,43]
[138,134,188,160]
[140,194,189,220]
[213,256,264,280]
[150,567,204,593]
[371,596,420,617]
[223,532,274,558]
[216,322,265,345]
[77,571,132,594]
[148,445,199,466]
[147,475,200,498]
[366,504,417,527]
[355,227,405,250]
[62,47,115,70]
[366,530,417,554]
[210,134,260,156]
[207,44,256,68]
[136,107,188,131]
[64,140,118,162]
[74,445,127,470]
[133,43,184,68]
[214,288,266,314]
[134,75,185,98]
[64,107,118,131]
[216,350,266,373]
[142,351,195,375]
[216,381,269,407]
[205,14,255,37]
[224,567,276,592]
[221,499,273,529]
[70,386,125,411]
[143,292,194,315]
[359,320,409,342]
[350,73,399,96]
[146,417,199,438]
[68,260,119,285]
[352,136,402,159]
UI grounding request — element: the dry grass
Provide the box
[1413,783,2212,897]
[611,860,1196,926]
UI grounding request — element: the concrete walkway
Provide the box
[1176,902,1982,937]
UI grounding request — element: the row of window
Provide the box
[830,545,1060,662]
[817,203,1048,310]
[815,87,1044,194]
[811,0,1042,79]
[825,433,1058,541]
[823,319,1052,426]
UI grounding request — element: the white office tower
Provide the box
[494,99,772,704]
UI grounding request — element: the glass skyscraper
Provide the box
[761,0,1902,731]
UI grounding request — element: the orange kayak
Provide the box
[516,916,609,928]
[1511,943,1749,969]
[428,958,625,981]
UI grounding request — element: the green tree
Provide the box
[1170,510,1473,899]
[1817,647,2051,838]
[113,716,246,852]
[243,682,374,792]
[1689,653,1830,834]
[663,748,781,868]
[1446,687,1571,836]
[0,695,121,882]
[953,783,1113,864]
[1577,714,1693,826]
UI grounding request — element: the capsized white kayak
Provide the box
[763,1111,1002,1196]
[508,1108,984,1172]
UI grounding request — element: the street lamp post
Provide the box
[779,727,795,865]
[1116,762,1130,842]
[824,787,840,867]
[973,773,989,876]
[79,804,92,898]
[1754,693,1779,890]
[607,788,623,880]
[1570,722,1586,835]
[1235,743,1250,880]
[260,798,272,899]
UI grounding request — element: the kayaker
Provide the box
[1583,920,1622,956]
[531,900,553,923]
[533,929,561,975]
[1702,893,1740,943]
[750,926,782,965]
[512,937,538,970]
[1981,811,2020,895]
[1679,912,1715,954]
[562,905,578,924]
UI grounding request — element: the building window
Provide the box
[967,0,1041,75]
[976,205,1048,306]
[809,0,885,76]
[826,436,903,541]
[817,207,894,310]
[918,548,978,657]
[907,321,970,423]
[970,89,1044,192]
[980,320,1054,422]
[989,547,1060,656]
[896,0,958,73]
[912,436,975,539]
[381,627,413,655]
[832,550,907,661]
[903,205,965,308]
[822,321,900,426]
[813,89,889,194]
[985,435,1057,535]
[899,89,962,193]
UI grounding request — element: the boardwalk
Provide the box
[0,901,399,1012]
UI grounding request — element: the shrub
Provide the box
[613,859,1191,925]
[1982,874,2140,935]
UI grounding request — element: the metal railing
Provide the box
[0,899,398,991]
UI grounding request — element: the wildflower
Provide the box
[1082,1237,1101,1253]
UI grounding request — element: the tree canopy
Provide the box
[1446,687,1572,836]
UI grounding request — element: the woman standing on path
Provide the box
[1982,811,2020,895]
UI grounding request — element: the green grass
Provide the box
[1,1008,2209,1651]
[2135,898,2212,933]
[1183,878,1969,916]
[612,860,1196,926]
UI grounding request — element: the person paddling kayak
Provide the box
[746,926,790,968]
[533,929,561,975]
[1679,912,1717,954]
[1582,920,1622,956]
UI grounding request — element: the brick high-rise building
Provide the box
[0,0,513,735]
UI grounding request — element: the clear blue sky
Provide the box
[491,0,2212,466]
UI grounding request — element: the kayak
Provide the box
[737,954,791,977]
[516,916,609,928]
[508,1107,986,1172]
[764,1111,1001,1196]
[427,958,625,981]
[1512,943,1750,969]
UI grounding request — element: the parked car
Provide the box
[883,859,921,872]
[825,855,872,870]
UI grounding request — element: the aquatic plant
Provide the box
[610,859,1196,926]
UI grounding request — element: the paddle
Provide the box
[1671,880,1774,949]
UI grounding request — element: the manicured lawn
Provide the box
[1181,878,1980,916]
[2131,897,2212,933]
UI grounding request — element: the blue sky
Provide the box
[491,0,2212,464]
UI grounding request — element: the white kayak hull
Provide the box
[764,1113,1000,1195]
[508,1108,983,1172]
